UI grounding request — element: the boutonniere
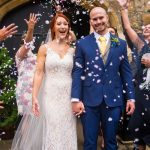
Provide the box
[111,37,120,47]
[70,42,76,49]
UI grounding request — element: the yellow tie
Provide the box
[99,36,107,56]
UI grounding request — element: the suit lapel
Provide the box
[105,45,113,68]
[105,34,117,68]
[89,33,105,67]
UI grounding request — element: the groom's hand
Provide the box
[72,101,85,117]
[126,100,135,115]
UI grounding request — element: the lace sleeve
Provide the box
[15,54,22,68]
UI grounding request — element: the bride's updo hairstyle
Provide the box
[50,13,71,40]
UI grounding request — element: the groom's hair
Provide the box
[50,12,71,40]
[89,7,107,19]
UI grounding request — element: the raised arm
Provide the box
[117,0,144,50]
[0,23,18,41]
[32,45,46,116]
[16,13,37,60]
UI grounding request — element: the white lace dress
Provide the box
[11,46,77,150]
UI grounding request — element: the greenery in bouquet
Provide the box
[0,47,18,128]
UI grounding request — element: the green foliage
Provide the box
[0,47,18,127]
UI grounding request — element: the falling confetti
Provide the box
[108,117,113,121]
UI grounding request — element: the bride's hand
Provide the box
[72,101,85,117]
[32,98,40,117]
[66,30,76,44]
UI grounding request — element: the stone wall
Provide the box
[128,0,150,32]
[79,0,150,32]
[0,0,30,21]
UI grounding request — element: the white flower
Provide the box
[88,73,92,77]
[76,10,80,15]
[110,62,113,66]
[82,11,86,14]
[94,65,99,68]
[123,90,126,93]
[108,117,113,121]
[81,76,85,80]
[95,56,99,60]
[75,62,83,68]
[45,20,49,24]
[135,128,139,132]
[134,138,139,142]
[97,79,101,83]
[119,57,122,61]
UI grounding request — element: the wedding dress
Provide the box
[11,45,77,150]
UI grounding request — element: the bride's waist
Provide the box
[44,74,72,81]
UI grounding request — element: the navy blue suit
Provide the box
[71,33,135,150]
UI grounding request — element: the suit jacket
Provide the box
[71,33,135,107]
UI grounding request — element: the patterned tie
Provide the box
[98,36,107,56]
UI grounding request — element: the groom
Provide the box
[71,7,135,150]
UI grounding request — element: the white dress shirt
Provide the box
[94,31,110,49]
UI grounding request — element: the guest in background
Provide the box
[0,23,18,42]
[117,0,150,149]
[11,13,37,150]
[0,23,18,109]
[15,13,37,115]
[108,26,118,36]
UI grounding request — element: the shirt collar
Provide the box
[94,31,110,41]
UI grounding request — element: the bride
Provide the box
[11,13,77,150]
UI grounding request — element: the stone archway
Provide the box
[0,0,121,31]
[0,0,30,21]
